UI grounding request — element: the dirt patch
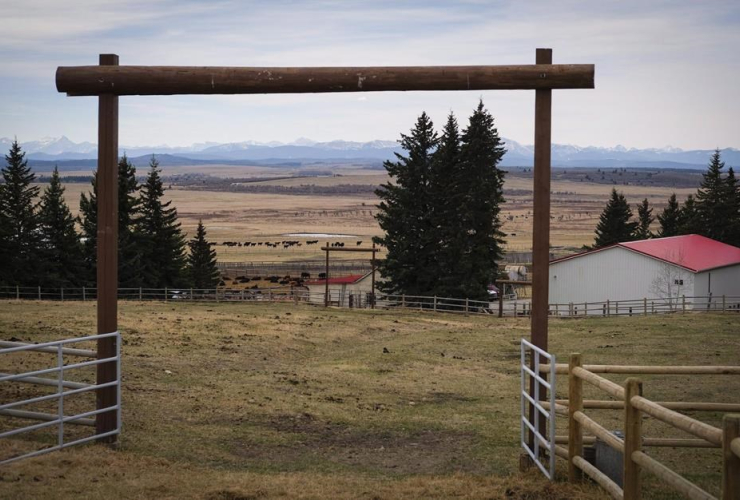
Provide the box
[233,413,489,475]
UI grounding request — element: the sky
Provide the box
[0,0,738,150]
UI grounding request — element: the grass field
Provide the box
[1,301,738,499]
[48,166,698,262]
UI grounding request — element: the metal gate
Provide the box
[520,338,556,479]
[0,331,121,464]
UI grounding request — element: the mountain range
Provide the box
[2,136,738,171]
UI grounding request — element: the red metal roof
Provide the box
[551,235,740,273]
[305,274,367,285]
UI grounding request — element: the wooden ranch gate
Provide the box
[54,50,595,443]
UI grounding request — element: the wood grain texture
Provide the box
[56,64,595,96]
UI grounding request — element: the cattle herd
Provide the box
[218,240,364,249]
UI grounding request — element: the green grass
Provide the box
[0,300,738,499]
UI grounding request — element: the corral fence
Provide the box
[2,287,739,319]
[217,259,374,278]
[0,332,122,465]
[525,348,740,499]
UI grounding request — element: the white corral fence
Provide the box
[0,332,121,465]
[520,338,557,480]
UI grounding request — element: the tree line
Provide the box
[594,150,740,248]
[374,101,506,301]
[0,140,220,289]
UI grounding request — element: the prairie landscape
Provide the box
[51,165,702,262]
[1,301,738,499]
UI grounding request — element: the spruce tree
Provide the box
[634,198,654,240]
[678,194,700,234]
[374,112,438,296]
[0,140,40,286]
[429,113,463,297]
[187,220,220,288]
[456,101,507,300]
[138,156,186,287]
[657,193,681,237]
[38,167,85,287]
[725,167,740,247]
[593,188,638,248]
[78,154,145,286]
[695,150,729,242]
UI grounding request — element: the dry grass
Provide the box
[1,301,738,499]
[43,168,696,262]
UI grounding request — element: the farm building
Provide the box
[305,272,376,307]
[549,234,740,312]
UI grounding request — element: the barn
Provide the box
[548,234,740,311]
[305,272,376,307]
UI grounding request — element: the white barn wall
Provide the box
[694,265,740,299]
[548,247,695,305]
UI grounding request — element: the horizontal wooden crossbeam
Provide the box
[56,64,595,96]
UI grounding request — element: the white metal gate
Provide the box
[520,338,556,479]
[0,332,121,464]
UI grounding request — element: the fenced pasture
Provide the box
[1,300,738,499]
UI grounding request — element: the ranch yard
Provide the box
[1,301,739,499]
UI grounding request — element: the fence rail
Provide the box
[0,332,121,465]
[546,354,740,500]
[1,287,739,320]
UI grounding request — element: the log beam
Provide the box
[56,64,595,96]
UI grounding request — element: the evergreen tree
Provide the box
[678,194,700,234]
[38,167,85,287]
[429,113,462,297]
[593,188,638,248]
[138,156,186,287]
[455,101,507,300]
[657,193,681,237]
[0,140,40,285]
[634,198,654,240]
[374,112,438,296]
[78,154,145,286]
[725,167,740,247]
[78,171,98,283]
[187,220,220,288]
[695,150,730,242]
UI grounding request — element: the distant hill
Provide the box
[4,136,739,171]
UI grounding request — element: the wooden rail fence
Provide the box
[539,356,740,500]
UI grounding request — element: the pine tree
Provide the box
[78,154,145,286]
[187,220,220,288]
[138,156,186,287]
[678,194,700,234]
[657,193,681,237]
[374,112,438,296]
[78,171,98,284]
[593,188,638,248]
[429,113,463,297]
[456,101,507,300]
[725,167,740,247]
[695,150,729,242]
[0,140,40,286]
[634,198,654,240]
[38,167,85,287]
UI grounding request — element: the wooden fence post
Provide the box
[16,285,19,300]
[607,299,610,317]
[190,287,194,301]
[38,286,41,301]
[433,296,437,312]
[624,378,643,500]
[165,286,168,302]
[82,286,86,301]
[682,295,686,313]
[722,414,740,500]
[584,302,587,316]
[139,287,142,301]
[568,353,583,482]
[643,298,647,316]
[616,301,619,315]
[569,302,573,317]
[61,287,64,302]
[465,297,469,314]
[723,295,727,314]
[401,294,406,308]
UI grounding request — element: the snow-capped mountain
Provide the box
[3,136,739,169]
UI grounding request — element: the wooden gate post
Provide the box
[568,353,583,482]
[722,414,740,500]
[624,378,643,500]
[324,243,329,308]
[95,53,120,443]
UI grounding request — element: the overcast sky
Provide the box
[0,0,738,149]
